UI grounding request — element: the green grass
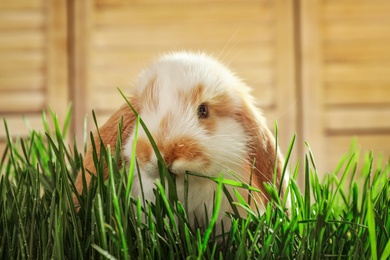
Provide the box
[0,106,389,259]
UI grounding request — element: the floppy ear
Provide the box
[73,97,140,207]
[235,102,285,203]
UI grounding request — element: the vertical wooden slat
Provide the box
[299,0,326,172]
[0,0,47,154]
[46,0,69,122]
[274,0,298,166]
[68,0,93,146]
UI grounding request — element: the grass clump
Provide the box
[0,106,389,259]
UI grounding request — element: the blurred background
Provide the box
[0,0,389,184]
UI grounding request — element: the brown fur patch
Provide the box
[158,137,209,168]
[200,92,233,133]
[178,83,204,106]
[140,77,158,110]
[135,138,152,167]
[158,111,173,137]
[233,102,284,202]
[73,96,141,207]
[191,83,204,104]
[210,93,234,118]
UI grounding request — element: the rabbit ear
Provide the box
[235,102,284,203]
[73,96,140,206]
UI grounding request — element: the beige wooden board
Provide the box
[93,88,129,111]
[324,41,390,62]
[0,68,44,90]
[46,0,69,121]
[96,0,266,6]
[324,63,390,82]
[0,91,45,112]
[323,24,390,41]
[0,114,45,139]
[94,3,273,26]
[0,51,44,70]
[0,10,44,29]
[322,2,390,19]
[0,0,43,9]
[0,31,44,50]
[300,0,327,173]
[325,82,390,105]
[325,107,390,131]
[237,66,274,84]
[91,66,143,89]
[93,24,274,48]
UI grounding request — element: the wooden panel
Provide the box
[0,51,44,70]
[67,0,93,147]
[0,69,44,90]
[0,114,45,140]
[91,66,143,88]
[0,0,70,151]
[0,31,44,50]
[46,0,69,122]
[324,41,390,62]
[324,63,390,82]
[94,88,127,111]
[224,66,274,85]
[325,82,390,105]
[301,0,390,175]
[323,23,390,41]
[274,0,297,160]
[0,10,44,29]
[0,91,45,112]
[95,3,273,26]
[300,0,326,172]
[94,24,273,48]
[0,0,43,9]
[322,2,390,20]
[96,0,265,6]
[326,107,390,131]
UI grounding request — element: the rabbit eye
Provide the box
[197,104,208,119]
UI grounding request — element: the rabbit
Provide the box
[73,51,288,231]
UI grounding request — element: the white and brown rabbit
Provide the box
[73,51,288,229]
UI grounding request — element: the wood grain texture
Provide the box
[0,0,68,153]
[46,0,69,123]
[0,0,43,9]
[0,91,45,112]
[299,0,390,174]
[0,31,44,50]
[0,10,44,29]
[0,115,45,139]
[300,0,326,172]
